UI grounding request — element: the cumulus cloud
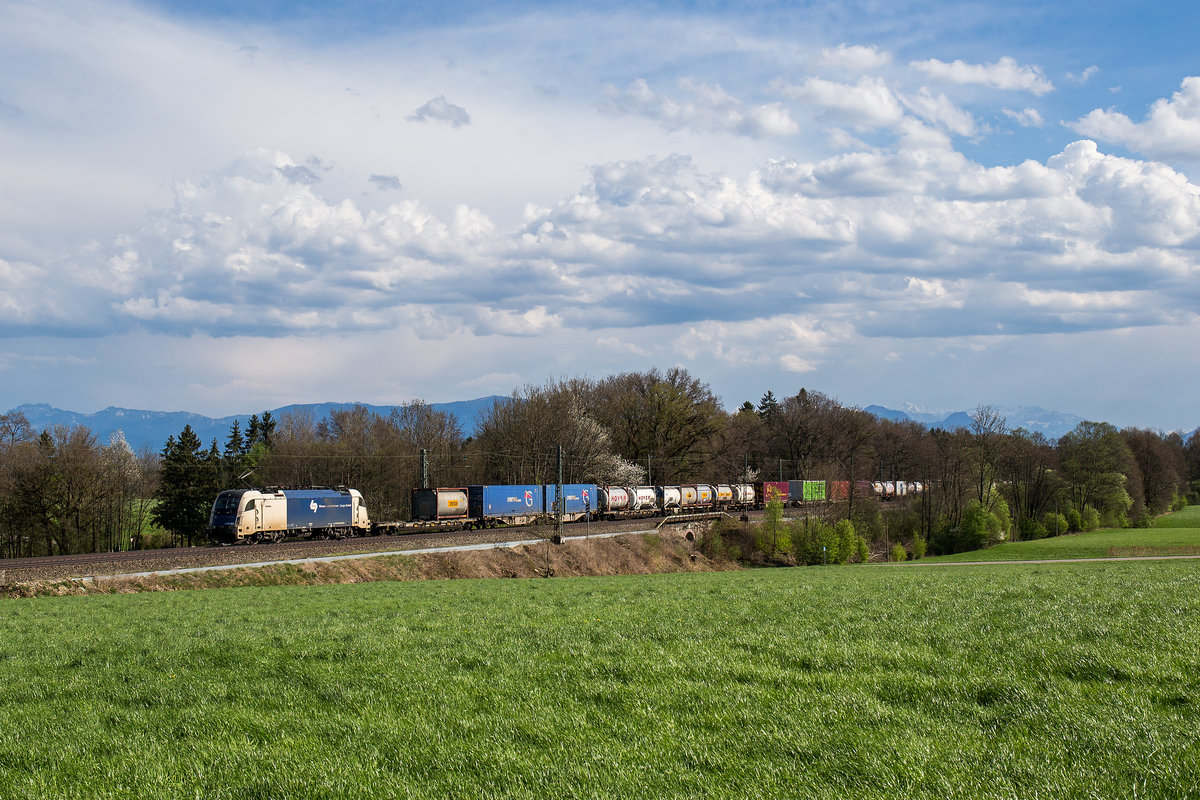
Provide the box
[277,164,322,185]
[900,88,976,136]
[910,56,1054,95]
[1066,65,1100,85]
[817,44,892,71]
[1069,76,1200,162]
[8,130,1194,361]
[1003,107,1044,128]
[407,95,472,127]
[369,173,402,191]
[473,305,561,336]
[601,78,799,138]
[774,76,904,130]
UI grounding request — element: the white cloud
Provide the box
[473,305,562,336]
[910,56,1054,95]
[780,354,817,373]
[3,0,1199,429]
[10,132,1194,358]
[369,174,402,191]
[601,78,799,138]
[407,95,472,127]
[900,88,977,136]
[1066,65,1100,85]
[817,44,892,71]
[1002,107,1045,128]
[1069,76,1200,162]
[774,76,904,130]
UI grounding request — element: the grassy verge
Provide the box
[2,561,1198,798]
[922,505,1200,562]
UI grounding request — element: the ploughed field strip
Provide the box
[0,515,727,584]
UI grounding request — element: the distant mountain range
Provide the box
[5,397,505,453]
[863,404,1087,440]
[4,398,1177,454]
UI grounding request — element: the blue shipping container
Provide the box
[468,485,544,519]
[543,484,599,515]
[285,489,355,531]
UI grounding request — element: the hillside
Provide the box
[5,397,504,452]
[863,403,1087,440]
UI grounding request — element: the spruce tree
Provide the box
[152,425,213,547]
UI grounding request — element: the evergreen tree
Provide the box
[224,419,245,460]
[152,425,213,547]
[246,411,277,450]
[259,411,276,449]
[757,390,779,421]
[223,420,248,485]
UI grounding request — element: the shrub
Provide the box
[1081,506,1101,531]
[989,494,1013,539]
[832,519,856,565]
[1101,509,1129,529]
[817,522,840,564]
[134,530,175,550]
[851,502,884,542]
[789,518,824,565]
[702,519,757,562]
[1171,495,1189,512]
[855,535,870,563]
[757,499,787,557]
[1064,507,1082,533]
[958,502,1004,552]
[1043,512,1068,537]
[911,534,926,560]
[1018,517,1048,541]
[890,543,908,562]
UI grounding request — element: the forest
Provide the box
[1,367,1197,559]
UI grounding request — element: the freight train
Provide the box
[208,479,923,544]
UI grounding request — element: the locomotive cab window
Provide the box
[213,493,241,514]
[244,499,256,512]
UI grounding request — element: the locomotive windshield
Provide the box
[213,491,244,515]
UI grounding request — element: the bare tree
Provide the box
[999,429,1060,540]
[970,405,1008,508]
[590,368,724,483]
[474,382,626,485]
[1123,428,1186,521]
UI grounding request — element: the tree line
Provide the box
[2,369,1197,558]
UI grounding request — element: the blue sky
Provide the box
[2,0,1199,430]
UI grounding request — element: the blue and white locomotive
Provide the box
[208,487,371,544]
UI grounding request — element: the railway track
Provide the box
[0,512,751,585]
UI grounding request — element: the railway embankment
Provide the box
[1,528,739,598]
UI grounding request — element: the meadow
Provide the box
[2,552,1198,798]
[922,504,1200,562]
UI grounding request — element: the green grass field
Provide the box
[922,504,1200,562]
[2,557,1198,798]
